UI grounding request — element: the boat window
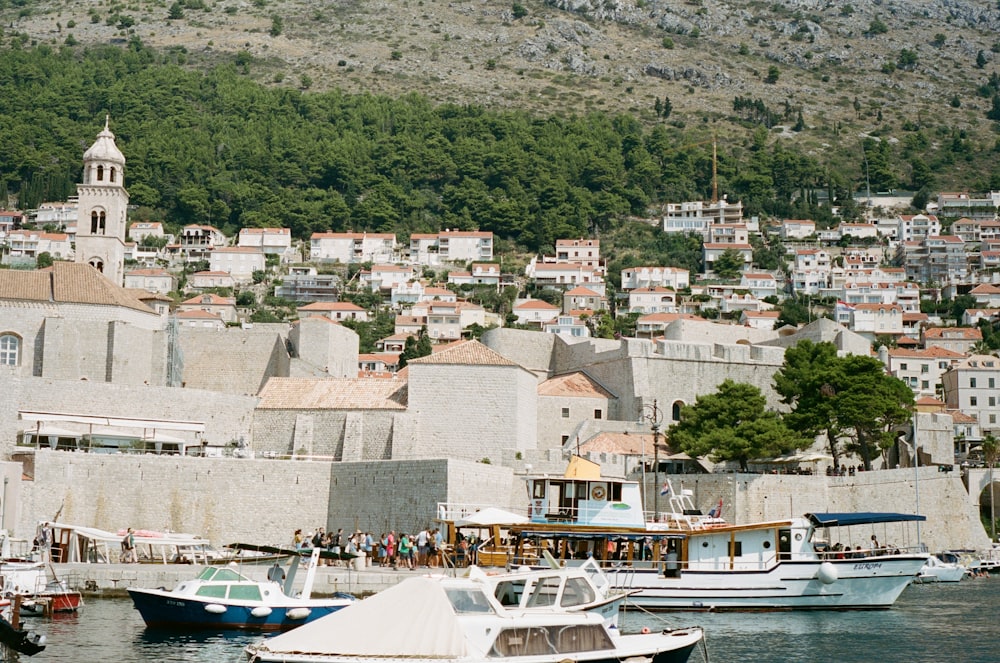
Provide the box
[195,585,228,598]
[610,483,622,501]
[526,576,561,607]
[444,588,495,614]
[532,481,546,499]
[560,577,595,607]
[197,568,218,580]
[488,625,614,657]
[729,541,742,557]
[494,579,526,607]
[228,585,262,601]
[778,529,792,561]
[213,568,248,582]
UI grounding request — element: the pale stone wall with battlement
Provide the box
[405,363,537,462]
[178,326,290,395]
[252,409,400,461]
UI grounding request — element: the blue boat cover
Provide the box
[806,512,926,527]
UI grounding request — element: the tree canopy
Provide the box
[667,380,809,471]
[773,341,914,470]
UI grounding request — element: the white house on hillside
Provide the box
[310,232,396,263]
[209,246,265,282]
[620,266,690,291]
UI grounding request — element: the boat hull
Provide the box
[127,588,347,631]
[21,591,84,614]
[611,556,927,611]
[247,628,704,663]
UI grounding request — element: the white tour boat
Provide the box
[442,456,929,611]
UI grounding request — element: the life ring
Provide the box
[641,627,651,634]
[591,485,607,501]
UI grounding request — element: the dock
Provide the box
[55,562,446,599]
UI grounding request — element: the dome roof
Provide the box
[82,116,125,165]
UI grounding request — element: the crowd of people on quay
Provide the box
[290,526,481,569]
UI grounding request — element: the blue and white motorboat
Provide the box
[128,546,354,631]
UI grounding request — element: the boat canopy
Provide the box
[253,577,469,657]
[514,528,685,541]
[806,513,926,527]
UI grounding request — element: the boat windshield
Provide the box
[444,587,495,614]
[196,567,249,582]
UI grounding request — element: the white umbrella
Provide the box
[455,507,529,527]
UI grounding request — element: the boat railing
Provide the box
[436,502,518,521]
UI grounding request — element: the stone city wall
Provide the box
[8,452,992,554]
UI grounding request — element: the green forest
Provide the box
[0,39,995,254]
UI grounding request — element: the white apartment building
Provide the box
[309,232,396,263]
[128,221,165,243]
[297,301,369,323]
[897,214,941,242]
[555,239,603,272]
[937,192,999,221]
[780,219,815,240]
[34,201,78,229]
[359,264,417,292]
[662,198,743,235]
[942,355,1000,433]
[513,298,560,326]
[124,268,175,294]
[969,283,1000,308]
[448,263,502,287]
[5,230,72,259]
[850,303,903,338]
[238,227,294,262]
[409,230,493,265]
[543,315,590,338]
[209,246,266,282]
[922,327,982,354]
[739,273,779,300]
[620,266,690,291]
[884,346,966,399]
[627,287,678,315]
[837,222,879,240]
[525,260,606,294]
[178,224,227,262]
[188,271,235,290]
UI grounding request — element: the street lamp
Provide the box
[641,400,664,521]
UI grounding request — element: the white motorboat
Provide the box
[915,553,967,583]
[245,575,704,663]
[475,554,633,627]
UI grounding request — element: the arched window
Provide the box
[97,165,104,181]
[0,334,20,366]
[110,167,116,183]
[88,258,105,273]
[672,400,684,421]
[90,210,106,234]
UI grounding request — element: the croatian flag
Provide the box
[659,482,671,496]
[707,498,723,519]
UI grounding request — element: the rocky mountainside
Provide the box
[5,0,1000,181]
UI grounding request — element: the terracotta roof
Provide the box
[181,293,235,306]
[923,327,982,340]
[538,372,614,399]
[298,301,366,311]
[577,432,664,456]
[515,299,560,311]
[970,284,1000,294]
[176,309,221,320]
[947,410,979,424]
[257,377,408,409]
[0,262,154,313]
[408,340,518,366]
[915,396,944,406]
[889,346,966,359]
[564,286,602,296]
[638,313,704,323]
[853,303,902,312]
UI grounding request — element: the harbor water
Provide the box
[21,578,1000,663]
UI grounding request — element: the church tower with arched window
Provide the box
[75,116,129,285]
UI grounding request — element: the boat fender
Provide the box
[286,607,312,620]
[817,562,838,585]
[250,606,273,618]
[640,627,651,634]
[204,604,227,614]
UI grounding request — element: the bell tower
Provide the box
[75,116,129,285]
